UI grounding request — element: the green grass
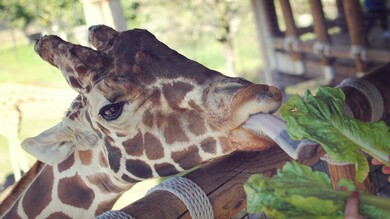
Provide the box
[0,44,68,88]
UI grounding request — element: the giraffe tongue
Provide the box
[242,113,318,160]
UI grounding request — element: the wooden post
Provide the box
[343,1,368,73]
[251,0,277,84]
[81,0,127,31]
[309,0,333,80]
[279,0,301,61]
[309,0,331,44]
[335,0,348,34]
[262,0,283,37]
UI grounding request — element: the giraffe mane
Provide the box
[0,161,45,215]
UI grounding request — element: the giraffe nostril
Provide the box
[267,86,282,101]
[264,92,274,99]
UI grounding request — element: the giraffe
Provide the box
[0,25,282,218]
[0,84,75,182]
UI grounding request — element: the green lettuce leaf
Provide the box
[244,161,390,219]
[280,87,390,182]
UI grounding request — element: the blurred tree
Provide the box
[0,0,35,31]
[122,0,249,76]
[0,0,84,34]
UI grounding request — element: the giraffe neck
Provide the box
[0,148,131,219]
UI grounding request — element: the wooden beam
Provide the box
[251,0,274,84]
[343,1,368,73]
[335,0,349,33]
[270,37,390,64]
[259,0,283,37]
[309,0,332,66]
[309,0,331,43]
[279,0,301,61]
[279,0,298,37]
[120,147,325,218]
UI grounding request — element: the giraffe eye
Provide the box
[99,102,125,121]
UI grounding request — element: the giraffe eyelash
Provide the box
[99,101,125,121]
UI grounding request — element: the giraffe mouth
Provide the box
[242,113,318,159]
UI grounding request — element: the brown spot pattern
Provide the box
[58,152,75,172]
[68,110,80,121]
[121,174,138,183]
[58,174,95,210]
[99,151,109,168]
[125,159,153,179]
[105,137,121,173]
[171,145,202,170]
[184,110,206,136]
[164,115,188,144]
[68,76,83,90]
[200,137,217,154]
[219,137,234,154]
[97,123,111,135]
[85,112,103,138]
[116,132,127,137]
[79,150,93,165]
[85,111,93,126]
[47,212,72,219]
[142,110,153,128]
[155,112,165,129]
[123,132,144,156]
[188,100,203,113]
[3,200,22,219]
[75,65,87,74]
[162,82,194,108]
[87,173,123,194]
[144,132,164,160]
[154,163,179,177]
[22,167,54,218]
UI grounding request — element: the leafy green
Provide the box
[280,87,390,182]
[244,161,390,219]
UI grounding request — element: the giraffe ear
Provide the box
[21,122,76,165]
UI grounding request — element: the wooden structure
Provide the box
[81,0,127,32]
[117,64,390,218]
[251,0,390,85]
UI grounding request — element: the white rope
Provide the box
[147,176,214,219]
[284,36,299,52]
[338,78,384,122]
[350,45,367,61]
[313,41,330,57]
[96,210,135,219]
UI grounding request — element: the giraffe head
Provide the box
[22,25,282,183]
